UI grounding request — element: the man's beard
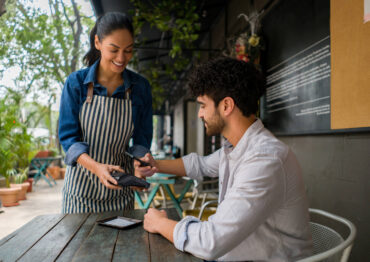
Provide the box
[203,110,225,136]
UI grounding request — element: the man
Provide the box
[136,57,312,261]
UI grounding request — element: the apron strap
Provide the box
[86,82,131,102]
[86,82,94,103]
[125,87,132,100]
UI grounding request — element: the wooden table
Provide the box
[0,209,201,262]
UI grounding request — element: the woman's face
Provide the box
[95,28,134,74]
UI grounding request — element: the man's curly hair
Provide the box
[188,57,266,117]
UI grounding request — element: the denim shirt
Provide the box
[58,59,153,166]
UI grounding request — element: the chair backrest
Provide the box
[297,208,356,262]
[187,178,218,210]
[197,200,218,220]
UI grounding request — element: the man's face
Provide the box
[197,95,225,136]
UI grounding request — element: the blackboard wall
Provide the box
[279,133,370,261]
[261,0,332,134]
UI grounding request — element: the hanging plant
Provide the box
[129,0,201,111]
[225,10,265,66]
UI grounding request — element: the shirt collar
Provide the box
[83,59,99,85]
[122,69,134,90]
[83,59,135,93]
[224,118,264,159]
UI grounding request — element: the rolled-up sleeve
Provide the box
[173,155,285,261]
[181,149,220,181]
[64,142,89,166]
[173,216,200,251]
[58,75,89,166]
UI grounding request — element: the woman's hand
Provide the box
[93,163,123,190]
[134,153,158,179]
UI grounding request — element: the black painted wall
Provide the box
[280,134,370,261]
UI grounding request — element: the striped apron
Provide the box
[62,82,134,213]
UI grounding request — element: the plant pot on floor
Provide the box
[10,183,29,201]
[47,166,61,180]
[35,150,53,158]
[60,168,66,179]
[26,178,34,192]
[0,187,21,207]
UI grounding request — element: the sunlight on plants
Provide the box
[0,0,93,183]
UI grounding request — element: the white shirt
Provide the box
[174,119,312,262]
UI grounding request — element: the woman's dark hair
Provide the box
[83,12,134,67]
[188,57,266,117]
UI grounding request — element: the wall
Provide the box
[196,103,205,156]
[331,0,370,129]
[173,98,184,155]
[186,101,199,154]
[173,99,204,156]
[280,134,370,261]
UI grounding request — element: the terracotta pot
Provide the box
[10,183,29,201]
[60,168,66,179]
[35,150,53,158]
[0,187,21,207]
[26,178,34,192]
[47,166,61,180]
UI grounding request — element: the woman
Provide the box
[58,12,152,213]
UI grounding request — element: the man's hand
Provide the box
[134,153,158,179]
[93,163,123,190]
[143,208,177,243]
[143,208,168,233]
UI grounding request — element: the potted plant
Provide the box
[35,150,53,158]
[0,96,21,206]
[45,147,61,180]
[47,165,61,180]
[60,166,66,179]
[10,168,29,201]
[225,11,265,66]
[26,176,34,193]
[0,168,21,207]
[13,126,36,192]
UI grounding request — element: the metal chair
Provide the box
[198,199,218,220]
[297,208,356,262]
[188,178,219,210]
[30,157,59,187]
[182,179,219,220]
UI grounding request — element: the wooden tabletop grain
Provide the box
[0,209,201,262]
